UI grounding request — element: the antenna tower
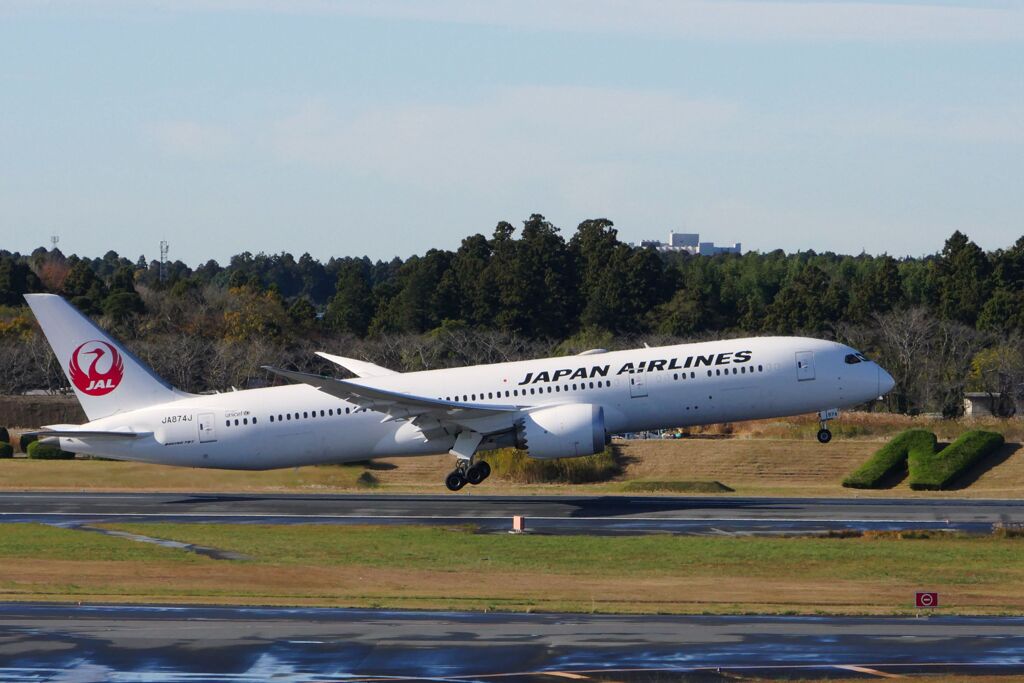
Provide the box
[159,240,169,283]
[50,234,59,251]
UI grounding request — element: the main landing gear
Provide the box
[817,408,839,444]
[445,460,491,491]
[445,429,490,492]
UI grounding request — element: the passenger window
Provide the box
[253,417,257,424]
[243,418,248,425]
[234,419,239,426]
[225,420,230,427]
[270,415,275,422]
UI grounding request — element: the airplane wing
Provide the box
[315,352,399,378]
[262,366,521,438]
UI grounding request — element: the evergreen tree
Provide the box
[325,259,374,337]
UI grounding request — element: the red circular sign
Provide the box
[68,340,124,396]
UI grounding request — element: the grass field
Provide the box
[2,413,1022,497]
[1,522,1023,616]
[0,434,1021,497]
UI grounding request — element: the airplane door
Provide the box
[629,373,648,398]
[198,412,217,443]
[795,351,815,382]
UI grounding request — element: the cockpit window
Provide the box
[845,352,871,364]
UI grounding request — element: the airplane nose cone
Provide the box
[878,366,895,396]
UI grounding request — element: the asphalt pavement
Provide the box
[0,491,1021,534]
[0,603,1022,681]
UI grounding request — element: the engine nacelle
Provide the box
[516,403,606,460]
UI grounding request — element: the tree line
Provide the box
[1,215,1023,417]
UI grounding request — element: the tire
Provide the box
[476,461,491,480]
[817,428,833,444]
[466,465,485,486]
[445,471,467,491]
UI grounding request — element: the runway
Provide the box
[0,491,1021,535]
[0,603,1022,681]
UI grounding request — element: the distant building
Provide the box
[640,231,741,256]
[963,392,1013,418]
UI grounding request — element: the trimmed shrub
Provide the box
[0,442,13,458]
[26,441,75,460]
[19,433,37,453]
[908,430,1004,491]
[621,480,733,493]
[0,427,8,444]
[485,447,620,484]
[356,471,379,488]
[843,429,936,489]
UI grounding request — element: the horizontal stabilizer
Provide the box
[315,352,399,378]
[28,429,149,441]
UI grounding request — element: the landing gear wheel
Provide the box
[445,470,467,491]
[817,428,833,444]
[466,465,486,486]
[476,461,491,480]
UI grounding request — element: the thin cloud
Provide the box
[149,120,233,160]
[270,87,740,190]
[20,0,1024,43]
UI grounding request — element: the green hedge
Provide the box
[621,480,733,493]
[26,441,75,460]
[0,442,13,458]
[485,447,620,484]
[0,427,8,444]
[842,429,936,489]
[908,430,1004,491]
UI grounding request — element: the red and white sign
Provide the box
[69,340,124,396]
[915,591,939,608]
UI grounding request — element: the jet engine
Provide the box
[516,403,606,459]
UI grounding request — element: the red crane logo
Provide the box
[69,340,124,396]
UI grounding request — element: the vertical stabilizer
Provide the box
[24,294,186,420]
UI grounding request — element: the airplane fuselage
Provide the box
[58,336,887,469]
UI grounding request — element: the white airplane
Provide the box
[25,294,895,491]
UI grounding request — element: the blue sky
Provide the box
[1,1,1022,265]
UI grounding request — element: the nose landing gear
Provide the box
[817,408,839,444]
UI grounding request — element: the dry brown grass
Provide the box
[1,438,1022,497]
[3,556,1024,616]
[613,438,1024,498]
[1,411,1022,497]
